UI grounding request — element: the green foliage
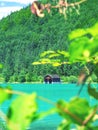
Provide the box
[31,15,98,129]
[88,84,98,99]
[0,121,7,130]
[91,74,98,82]
[0,74,5,82]
[68,75,78,83]
[7,93,38,130]
[68,23,98,40]
[0,0,98,130]
[0,86,97,130]
[57,119,70,130]
[33,50,69,67]
[94,65,98,77]
[25,73,32,82]
[57,97,97,129]
[0,86,12,104]
[0,64,3,68]
[35,22,98,65]
[1,0,98,81]
[61,75,78,83]
[34,108,56,120]
[18,75,26,83]
[57,97,93,123]
[68,23,98,63]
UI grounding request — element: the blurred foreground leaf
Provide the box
[0,86,12,104]
[94,64,98,77]
[0,64,3,68]
[7,93,38,130]
[57,97,95,125]
[88,84,98,99]
[69,23,98,40]
[57,119,70,130]
[34,108,56,120]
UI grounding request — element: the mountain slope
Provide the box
[0,0,98,82]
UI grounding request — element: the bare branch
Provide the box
[51,0,87,8]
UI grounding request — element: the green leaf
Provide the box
[0,86,12,104]
[57,119,70,130]
[68,22,98,63]
[94,64,98,77]
[69,37,90,62]
[35,108,56,120]
[40,51,55,57]
[0,64,3,68]
[88,84,98,99]
[52,62,61,66]
[32,61,42,65]
[69,36,98,63]
[7,93,38,130]
[76,125,95,130]
[92,127,98,130]
[87,23,98,37]
[93,114,98,121]
[32,58,51,65]
[85,126,98,130]
[57,51,69,58]
[69,29,86,40]
[57,97,93,125]
[39,58,51,64]
[48,53,60,58]
[69,23,98,40]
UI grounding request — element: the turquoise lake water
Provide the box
[0,83,98,130]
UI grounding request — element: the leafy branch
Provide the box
[31,0,87,17]
[0,87,98,130]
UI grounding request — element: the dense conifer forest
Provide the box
[0,0,98,82]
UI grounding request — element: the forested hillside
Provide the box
[0,0,98,82]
